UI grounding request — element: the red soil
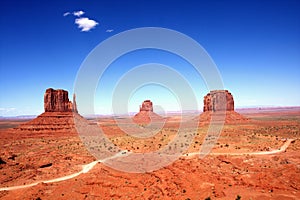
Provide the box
[0,109,299,199]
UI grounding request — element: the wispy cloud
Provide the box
[63,12,71,17]
[106,29,114,33]
[63,10,85,17]
[73,10,85,17]
[75,17,99,32]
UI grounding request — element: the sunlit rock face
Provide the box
[133,100,163,124]
[139,100,153,112]
[44,88,77,113]
[203,90,234,112]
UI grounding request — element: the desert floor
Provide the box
[0,108,299,200]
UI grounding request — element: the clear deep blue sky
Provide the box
[0,0,299,116]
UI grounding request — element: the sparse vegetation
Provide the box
[0,109,299,199]
[236,194,241,200]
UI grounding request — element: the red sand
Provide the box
[0,109,299,199]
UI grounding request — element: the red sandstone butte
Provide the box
[44,88,77,113]
[200,90,247,124]
[139,100,153,112]
[203,90,234,112]
[133,100,163,124]
[15,88,81,134]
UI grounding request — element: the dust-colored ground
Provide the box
[0,108,299,199]
[0,119,32,130]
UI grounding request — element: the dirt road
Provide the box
[0,139,295,191]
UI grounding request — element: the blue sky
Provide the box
[0,0,299,116]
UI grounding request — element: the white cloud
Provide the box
[106,29,114,32]
[64,10,99,32]
[75,17,99,32]
[73,10,85,17]
[63,12,71,17]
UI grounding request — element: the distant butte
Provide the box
[203,90,234,112]
[132,100,163,124]
[15,88,82,134]
[200,90,248,124]
[139,100,153,112]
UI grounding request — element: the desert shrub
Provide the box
[0,157,6,164]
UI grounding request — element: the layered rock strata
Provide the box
[133,100,163,124]
[203,90,234,112]
[200,90,248,124]
[44,88,77,113]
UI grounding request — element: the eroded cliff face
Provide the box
[13,88,81,133]
[200,90,248,124]
[133,100,163,124]
[44,88,77,113]
[139,100,153,112]
[203,90,234,112]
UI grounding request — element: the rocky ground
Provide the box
[0,109,299,199]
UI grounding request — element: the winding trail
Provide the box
[185,138,295,157]
[0,139,295,191]
[0,150,131,191]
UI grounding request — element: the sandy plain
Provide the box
[0,108,299,199]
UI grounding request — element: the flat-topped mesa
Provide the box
[44,88,78,113]
[200,90,248,124]
[203,90,234,112]
[15,88,83,134]
[133,100,163,124]
[139,100,153,112]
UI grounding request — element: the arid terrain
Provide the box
[2,0,299,199]
[0,107,299,200]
